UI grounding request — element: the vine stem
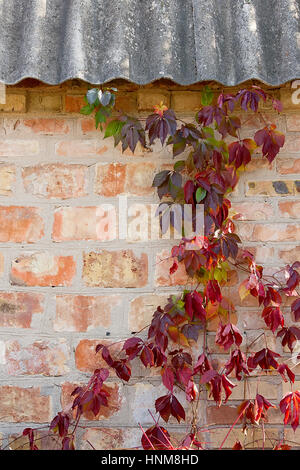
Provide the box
[218,402,250,450]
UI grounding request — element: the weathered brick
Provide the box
[207,405,239,425]
[65,95,85,113]
[279,200,300,218]
[231,201,274,220]
[171,91,203,112]
[22,164,88,199]
[75,339,122,373]
[0,140,39,156]
[54,294,121,332]
[94,162,155,196]
[129,294,169,332]
[0,164,15,195]
[0,94,26,112]
[28,93,62,112]
[137,90,170,111]
[5,339,70,376]
[282,133,300,152]
[21,118,71,134]
[9,431,60,450]
[52,206,117,241]
[83,250,148,288]
[10,252,76,287]
[0,386,51,422]
[81,427,139,450]
[0,253,4,277]
[246,180,297,196]
[155,249,189,286]
[0,292,44,328]
[61,381,122,420]
[0,206,44,242]
[277,157,300,174]
[55,140,108,157]
[252,224,300,242]
[279,245,300,264]
[286,114,300,131]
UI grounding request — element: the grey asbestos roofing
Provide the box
[0,0,300,85]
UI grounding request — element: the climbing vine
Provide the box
[5,84,300,450]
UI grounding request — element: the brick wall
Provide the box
[0,79,299,449]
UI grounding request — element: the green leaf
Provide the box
[80,104,94,115]
[195,187,207,202]
[201,86,214,106]
[104,119,125,138]
[174,160,185,172]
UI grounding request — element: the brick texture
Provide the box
[0,81,299,450]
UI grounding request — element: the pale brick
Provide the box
[28,93,62,112]
[52,206,117,241]
[0,140,39,156]
[137,90,170,111]
[83,250,148,288]
[5,339,70,376]
[54,294,121,332]
[0,94,26,112]
[0,164,15,196]
[55,140,108,157]
[22,164,88,199]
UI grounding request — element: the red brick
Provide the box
[22,118,71,134]
[207,405,239,425]
[22,164,88,199]
[0,140,39,156]
[54,294,121,332]
[277,158,300,174]
[279,201,300,218]
[55,140,108,157]
[83,250,148,288]
[0,386,51,422]
[65,95,85,113]
[61,381,122,420]
[5,339,69,376]
[155,249,189,286]
[80,118,96,134]
[75,339,122,373]
[0,292,44,328]
[10,252,76,287]
[0,206,44,242]
[52,206,117,241]
[94,162,155,196]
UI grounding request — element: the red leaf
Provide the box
[280,391,300,431]
[141,425,171,450]
[161,367,174,392]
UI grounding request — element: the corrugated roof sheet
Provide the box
[0,0,300,86]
